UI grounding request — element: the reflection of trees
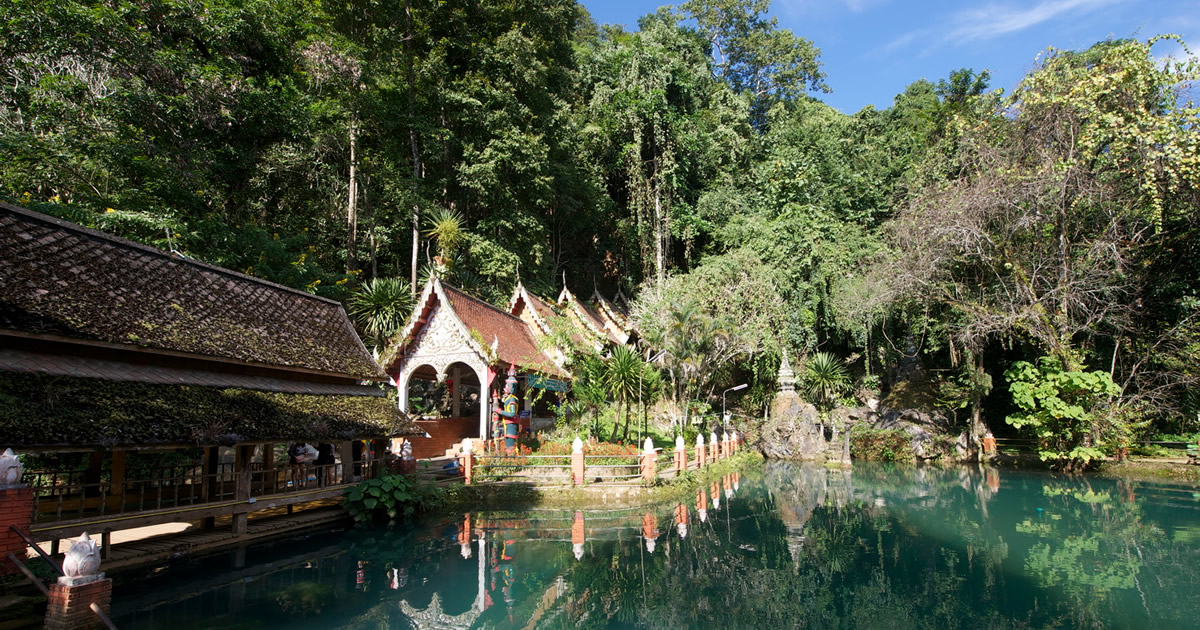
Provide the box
[547,463,1198,629]
[114,463,1200,629]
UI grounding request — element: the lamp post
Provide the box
[722,383,748,432]
[639,348,667,442]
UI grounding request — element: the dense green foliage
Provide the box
[848,426,916,462]
[3,1,1197,449]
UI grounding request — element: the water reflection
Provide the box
[110,465,1200,629]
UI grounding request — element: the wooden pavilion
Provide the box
[0,202,421,555]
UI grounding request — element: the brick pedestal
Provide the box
[44,575,112,630]
[1,486,34,576]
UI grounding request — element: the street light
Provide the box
[722,383,748,431]
[640,348,668,442]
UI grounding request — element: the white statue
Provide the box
[0,448,22,486]
[400,440,413,460]
[62,533,101,578]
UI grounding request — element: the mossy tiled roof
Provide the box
[0,371,422,448]
[0,203,383,380]
[442,284,563,376]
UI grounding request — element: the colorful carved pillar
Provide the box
[498,367,520,455]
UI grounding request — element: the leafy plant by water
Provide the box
[344,474,444,524]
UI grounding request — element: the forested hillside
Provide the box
[3,1,1198,464]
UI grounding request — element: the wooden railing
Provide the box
[24,459,380,526]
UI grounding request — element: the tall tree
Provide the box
[683,0,828,127]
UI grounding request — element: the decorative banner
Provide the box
[527,375,568,392]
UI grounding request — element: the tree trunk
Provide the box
[970,350,989,451]
[345,118,358,274]
[653,182,665,285]
[406,0,421,298]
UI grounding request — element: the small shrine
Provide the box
[382,275,636,458]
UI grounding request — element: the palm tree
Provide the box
[349,277,414,349]
[605,345,642,441]
[802,352,851,410]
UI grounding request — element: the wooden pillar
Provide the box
[105,451,125,513]
[262,444,276,494]
[371,439,386,479]
[202,447,218,529]
[232,444,254,535]
[452,366,463,418]
[338,442,354,484]
[83,451,102,498]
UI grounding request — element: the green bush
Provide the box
[849,427,914,462]
[344,474,444,524]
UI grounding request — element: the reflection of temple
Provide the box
[399,592,481,630]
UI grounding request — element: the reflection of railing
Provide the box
[26,459,378,526]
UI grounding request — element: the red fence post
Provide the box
[461,439,474,485]
[695,433,706,468]
[674,435,686,474]
[640,438,657,484]
[572,438,585,486]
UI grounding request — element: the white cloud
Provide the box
[947,0,1126,44]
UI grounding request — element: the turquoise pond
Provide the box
[108,462,1200,629]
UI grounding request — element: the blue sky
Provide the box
[580,0,1199,114]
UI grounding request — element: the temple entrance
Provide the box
[399,362,487,460]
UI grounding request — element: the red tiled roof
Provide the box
[575,300,620,345]
[0,203,382,380]
[525,292,558,329]
[442,285,563,376]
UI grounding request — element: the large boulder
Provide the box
[758,390,826,460]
